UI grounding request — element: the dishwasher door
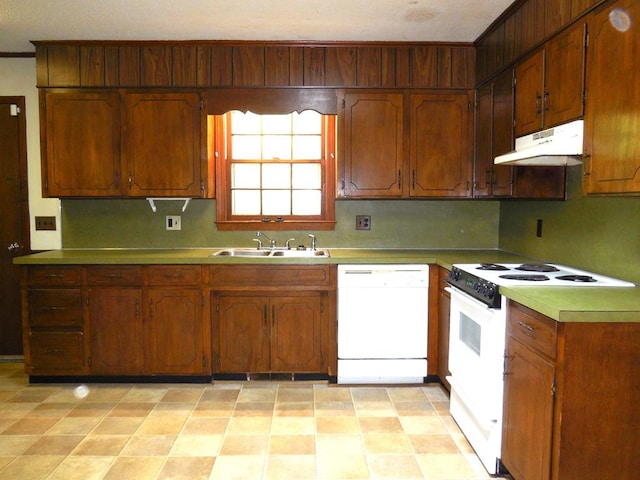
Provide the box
[337,264,429,383]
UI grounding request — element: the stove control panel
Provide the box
[448,267,502,308]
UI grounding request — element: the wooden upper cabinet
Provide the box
[491,70,515,197]
[514,21,586,137]
[42,91,121,197]
[583,0,640,195]
[122,92,204,197]
[410,92,472,197]
[339,91,404,198]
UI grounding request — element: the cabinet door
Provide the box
[491,69,514,196]
[214,294,270,372]
[583,0,640,195]
[473,84,493,198]
[502,337,555,480]
[123,92,204,197]
[270,294,324,372]
[340,92,404,198]
[544,21,586,128]
[43,91,121,197]
[88,288,143,374]
[146,288,207,374]
[410,92,472,197]
[514,50,544,137]
[436,268,451,390]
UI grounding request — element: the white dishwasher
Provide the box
[337,264,429,384]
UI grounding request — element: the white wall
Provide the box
[0,58,61,250]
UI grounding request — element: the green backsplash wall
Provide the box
[500,166,640,283]
[61,199,500,250]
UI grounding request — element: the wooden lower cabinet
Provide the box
[502,301,640,480]
[436,267,451,390]
[209,265,336,376]
[213,292,327,374]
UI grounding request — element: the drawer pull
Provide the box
[45,349,66,356]
[518,321,535,332]
[103,273,124,279]
[44,274,65,279]
[163,273,185,279]
[39,306,65,311]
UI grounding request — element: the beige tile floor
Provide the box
[0,362,511,479]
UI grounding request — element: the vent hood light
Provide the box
[494,119,584,166]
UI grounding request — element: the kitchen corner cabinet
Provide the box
[502,301,640,480]
[41,90,207,198]
[514,21,586,137]
[582,0,640,195]
[209,265,336,376]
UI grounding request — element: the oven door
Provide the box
[446,286,506,424]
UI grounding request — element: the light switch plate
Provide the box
[356,215,371,230]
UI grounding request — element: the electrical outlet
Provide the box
[536,219,543,237]
[166,215,181,231]
[355,215,371,230]
[35,216,56,231]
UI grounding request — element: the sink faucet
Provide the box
[285,238,295,250]
[255,231,276,249]
[308,233,316,250]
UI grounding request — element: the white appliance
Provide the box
[494,119,584,166]
[337,264,429,384]
[446,262,634,474]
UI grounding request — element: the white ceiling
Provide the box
[0,0,514,52]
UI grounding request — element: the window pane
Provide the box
[232,135,261,159]
[263,164,291,188]
[262,114,291,134]
[292,190,322,215]
[292,164,321,189]
[231,111,260,134]
[293,111,322,134]
[232,163,260,188]
[293,135,321,159]
[262,190,291,215]
[232,190,261,215]
[263,135,292,160]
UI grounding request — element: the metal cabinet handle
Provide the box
[517,321,535,332]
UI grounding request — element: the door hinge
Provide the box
[88,356,92,368]
[468,100,472,112]
[551,379,557,396]
[341,98,345,109]
[202,355,207,368]
[216,303,220,312]
[201,293,205,307]
[200,99,204,110]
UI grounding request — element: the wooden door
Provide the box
[0,97,29,355]
[43,91,121,196]
[473,84,493,197]
[88,288,143,374]
[123,92,203,197]
[146,288,206,374]
[544,21,586,128]
[410,92,472,197]
[215,294,270,372]
[514,50,544,137]
[502,337,555,480]
[491,70,514,197]
[270,295,323,372]
[583,0,640,195]
[340,92,404,198]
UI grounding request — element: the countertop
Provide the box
[14,248,640,323]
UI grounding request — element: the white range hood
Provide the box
[494,119,584,166]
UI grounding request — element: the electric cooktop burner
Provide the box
[515,264,560,272]
[477,263,510,271]
[499,274,550,281]
[556,275,597,283]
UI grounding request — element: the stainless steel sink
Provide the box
[210,248,330,258]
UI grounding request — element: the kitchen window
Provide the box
[211,110,336,230]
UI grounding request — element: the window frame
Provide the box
[212,112,336,231]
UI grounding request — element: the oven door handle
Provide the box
[445,286,497,311]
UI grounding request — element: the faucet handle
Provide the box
[285,238,295,249]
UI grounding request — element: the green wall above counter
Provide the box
[61,198,500,250]
[500,167,640,284]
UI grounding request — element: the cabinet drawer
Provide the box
[28,290,83,327]
[147,265,201,286]
[28,331,85,372]
[87,266,142,286]
[29,266,82,287]
[209,265,333,287]
[508,301,557,359]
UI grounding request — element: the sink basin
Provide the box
[210,248,330,258]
